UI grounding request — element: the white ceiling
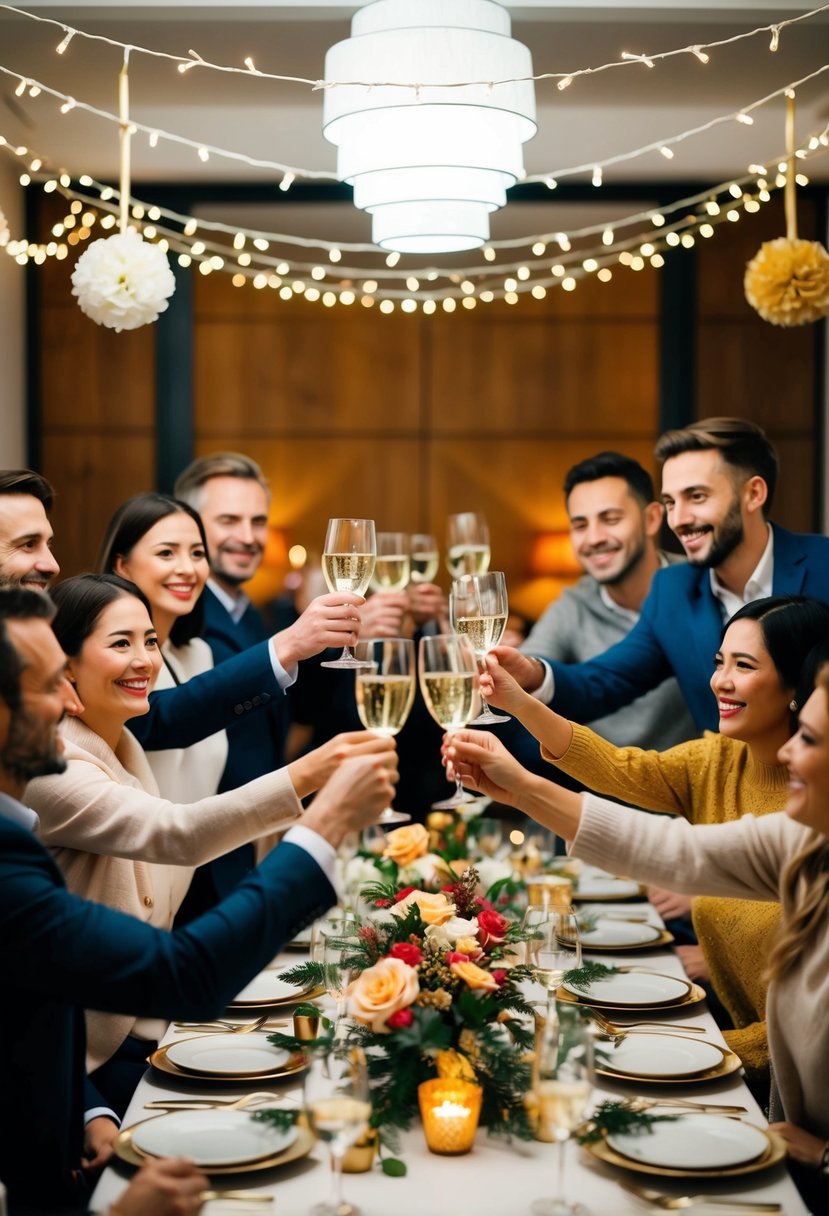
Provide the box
[1,2,827,247]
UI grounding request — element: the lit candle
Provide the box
[418,1079,482,1155]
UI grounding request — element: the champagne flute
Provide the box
[418,633,480,810]
[531,1010,594,1216]
[469,815,504,858]
[312,928,361,1025]
[524,906,581,1019]
[410,533,440,584]
[305,1044,371,1216]
[446,512,491,579]
[354,637,415,825]
[321,518,376,669]
[450,570,510,725]
[369,532,410,592]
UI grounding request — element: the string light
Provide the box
[690,46,710,64]
[55,28,74,54]
[59,97,75,114]
[621,52,654,69]
[591,166,602,187]
[659,145,675,160]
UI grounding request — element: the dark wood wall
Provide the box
[32,190,823,618]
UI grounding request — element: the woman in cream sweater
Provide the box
[446,659,829,1201]
[26,573,392,1110]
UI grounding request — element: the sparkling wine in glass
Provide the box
[523,906,581,1017]
[446,512,491,580]
[531,1011,594,1216]
[321,518,376,669]
[410,533,440,584]
[418,633,480,810]
[305,1045,371,1216]
[450,570,509,725]
[354,637,415,825]
[369,532,410,592]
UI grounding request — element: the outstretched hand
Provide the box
[442,729,529,808]
[304,752,399,848]
[290,731,397,798]
[478,652,538,715]
[489,646,546,696]
[108,1157,208,1216]
[274,593,366,667]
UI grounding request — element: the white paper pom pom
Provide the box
[71,228,176,331]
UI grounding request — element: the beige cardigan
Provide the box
[574,795,829,1140]
[26,717,302,1068]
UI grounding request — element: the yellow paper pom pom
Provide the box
[435,1048,476,1081]
[744,237,829,327]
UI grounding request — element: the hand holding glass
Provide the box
[321,518,376,669]
[418,633,480,809]
[450,570,509,724]
[354,637,414,824]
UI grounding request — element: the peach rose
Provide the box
[450,959,499,991]
[383,824,430,867]
[347,957,420,1033]
[392,889,456,926]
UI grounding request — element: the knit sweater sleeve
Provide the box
[542,724,699,816]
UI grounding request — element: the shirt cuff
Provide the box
[530,659,555,703]
[269,636,298,689]
[283,824,343,902]
[85,1107,120,1127]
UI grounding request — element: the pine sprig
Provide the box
[279,960,324,989]
[577,1099,679,1144]
[561,960,619,992]
[251,1108,300,1133]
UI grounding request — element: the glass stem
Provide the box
[555,1135,568,1203]
[330,1148,345,1210]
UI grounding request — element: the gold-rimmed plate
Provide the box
[557,981,706,1014]
[580,928,675,953]
[572,878,646,902]
[595,1046,742,1086]
[148,1042,307,1084]
[228,974,323,1009]
[583,1123,786,1178]
[114,1119,315,1175]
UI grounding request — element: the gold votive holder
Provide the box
[342,1127,378,1173]
[426,811,454,851]
[527,874,574,908]
[418,1079,483,1155]
[292,1011,320,1041]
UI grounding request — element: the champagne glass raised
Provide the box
[321,518,376,669]
[450,570,510,724]
[446,512,491,580]
[354,637,415,825]
[418,633,480,810]
[369,532,410,592]
[409,533,440,584]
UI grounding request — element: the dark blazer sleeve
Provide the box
[129,640,283,750]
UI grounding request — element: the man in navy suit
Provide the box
[0,586,396,1215]
[497,417,829,733]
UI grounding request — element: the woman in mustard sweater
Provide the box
[466,595,829,1087]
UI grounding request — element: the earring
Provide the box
[789,699,798,712]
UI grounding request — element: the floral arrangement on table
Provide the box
[278,861,539,1158]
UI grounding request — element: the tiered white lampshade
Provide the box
[322,0,537,253]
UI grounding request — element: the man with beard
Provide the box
[518,451,696,749]
[0,586,394,1215]
[0,470,59,592]
[498,418,829,732]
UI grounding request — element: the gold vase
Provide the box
[342,1128,378,1173]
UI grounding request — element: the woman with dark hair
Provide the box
[452,596,829,1089]
[26,573,393,1113]
[97,493,223,802]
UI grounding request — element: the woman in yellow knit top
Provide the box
[473,595,829,1087]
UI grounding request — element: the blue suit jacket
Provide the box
[546,525,829,732]
[0,812,333,1215]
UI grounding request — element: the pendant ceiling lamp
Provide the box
[322,0,537,254]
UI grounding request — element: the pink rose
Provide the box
[477,909,509,948]
[389,941,423,967]
[386,1008,414,1030]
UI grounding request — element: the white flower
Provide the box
[343,855,383,891]
[425,915,480,949]
[71,229,175,331]
[398,853,451,887]
[474,857,514,895]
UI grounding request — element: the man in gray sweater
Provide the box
[520,451,697,750]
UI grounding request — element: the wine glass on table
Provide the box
[450,570,510,725]
[369,532,410,592]
[446,512,490,579]
[305,1044,371,1216]
[531,1009,594,1216]
[321,518,376,670]
[354,637,415,825]
[409,533,440,584]
[312,925,361,1025]
[418,633,480,810]
[523,906,581,1021]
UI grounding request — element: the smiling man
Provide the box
[500,418,829,733]
[0,470,60,592]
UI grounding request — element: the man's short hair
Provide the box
[0,470,54,512]
[655,417,778,513]
[563,451,655,508]
[173,452,270,509]
[0,587,54,713]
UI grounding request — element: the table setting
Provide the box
[91,819,807,1216]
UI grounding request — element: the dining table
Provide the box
[91,897,810,1216]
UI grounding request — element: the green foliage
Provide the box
[251,1108,300,1133]
[561,960,619,992]
[279,960,324,989]
[381,1157,407,1177]
[577,1100,679,1145]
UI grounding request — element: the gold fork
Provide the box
[619,1179,780,1211]
[199,1191,273,1205]
[171,1015,280,1034]
[589,1009,707,1035]
[144,1090,289,1112]
[624,1097,748,1115]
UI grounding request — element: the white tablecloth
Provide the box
[91,907,809,1216]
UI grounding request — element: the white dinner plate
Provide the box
[165,1033,291,1077]
[575,876,642,899]
[132,1109,297,1167]
[608,1114,770,1170]
[600,1033,726,1078]
[561,970,690,1007]
[231,971,310,1005]
[578,920,663,948]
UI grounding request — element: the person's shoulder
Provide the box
[773,523,829,553]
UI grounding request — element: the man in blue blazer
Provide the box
[498,418,829,733]
[0,587,396,1215]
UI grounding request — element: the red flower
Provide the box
[492,969,508,987]
[386,1008,414,1030]
[389,941,423,967]
[477,909,509,948]
[394,886,417,903]
[374,898,393,908]
[475,896,495,912]
[445,951,470,967]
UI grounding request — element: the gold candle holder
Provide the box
[292,1011,320,1041]
[426,811,454,852]
[527,875,574,908]
[342,1127,378,1173]
[418,1079,483,1155]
